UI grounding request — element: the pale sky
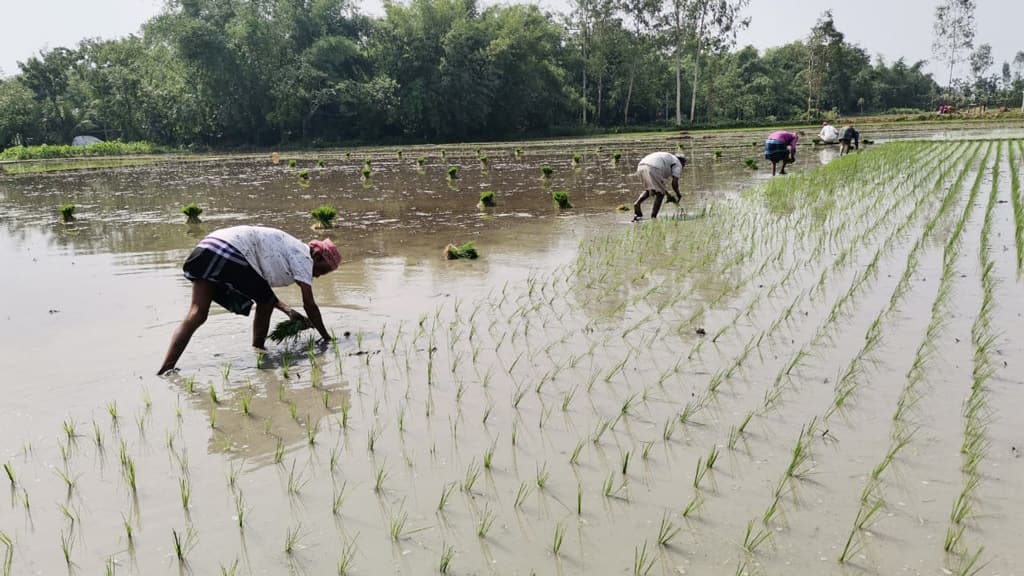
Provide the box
[1,0,1021,83]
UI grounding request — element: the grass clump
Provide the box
[311,205,338,229]
[541,165,554,178]
[447,166,459,180]
[269,318,311,344]
[552,191,572,209]
[744,157,758,170]
[297,169,310,180]
[416,156,425,168]
[181,203,202,224]
[478,190,496,208]
[444,242,479,260]
[288,159,297,168]
[59,204,76,222]
[361,166,372,179]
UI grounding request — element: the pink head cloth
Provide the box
[309,238,341,271]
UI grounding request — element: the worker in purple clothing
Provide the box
[764,131,798,176]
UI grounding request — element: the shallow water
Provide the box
[1,126,1022,576]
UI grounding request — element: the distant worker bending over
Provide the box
[819,121,839,144]
[158,225,341,374]
[764,131,798,176]
[839,124,860,156]
[633,152,686,221]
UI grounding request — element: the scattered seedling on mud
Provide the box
[514,482,531,508]
[311,205,338,229]
[445,241,479,260]
[743,158,758,170]
[284,524,303,555]
[172,527,197,565]
[447,166,458,180]
[478,190,496,208]
[657,511,680,546]
[541,165,554,178]
[59,204,76,222]
[182,203,203,224]
[552,521,567,556]
[552,191,572,209]
[476,505,497,538]
[633,541,655,576]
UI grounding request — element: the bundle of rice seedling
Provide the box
[269,318,311,344]
[182,203,203,224]
[444,242,479,260]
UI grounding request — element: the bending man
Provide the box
[764,130,798,176]
[158,226,341,374]
[634,152,686,221]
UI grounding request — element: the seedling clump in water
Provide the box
[311,205,337,229]
[270,318,311,344]
[552,191,572,209]
[478,191,496,208]
[181,203,203,224]
[445,242,479,260]
[60,204,76,222]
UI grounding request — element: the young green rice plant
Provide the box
[602,472,628,499]
[1,530,12,576]
[270,319,310,344]
[693,457,709,490]
[714,149,723,159]
[478,155,489,169]
[462,460,481,493]
[234,490,247,528]
[2,463,14,488]
[59,204,76,222]
[374,462,389,493]
[633,541,655,576]
[514,481,531,508]
[273,438,285,464]
[552,191,572,209]
[444,241,479,260]
[476,504,497,538]
[388,505,409,541]
[181,203,203,224]
[743,158,758,170]
[337,538,359,575]
[741,519,771,553]
[535,462,549,490]
[705,445,720,470]
[552,521,567,556]
[682,492,704,517]
[447,166,458,180]
[478,190,496,208]
[287,461,310,495]
[208,384,220,405]
[620,450,632,475]
[172,527,197,565]
[311,205,338,229]
[288,159,297,168]
[179,476,191,510]
[657,511,680,547]
[541,165,554,178]
[416,156,426,168]
[436,482,456,512]
[953,546,986,576]
[612,152,621,165]
[483,441,496,469]
[572,153,581,167]
[284,523,303,555]
[438,542,455,573]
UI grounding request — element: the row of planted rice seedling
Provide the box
[2,139,1022,575]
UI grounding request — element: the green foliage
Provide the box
[181,203,203,223]
[0,141,158,160]
[744,157,758,170]
[311,205,338,228]
[445,242,479,260]
[447,166,459,179]
[270,319,310,344]
[552,190,572,209]
[59,204,76,222]
[541,165,554,177]
[478,190,496,207]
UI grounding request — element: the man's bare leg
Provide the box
[633,190,651,219]
[650,193,665,219]
[158,280,215,374]
[252,299,275,349]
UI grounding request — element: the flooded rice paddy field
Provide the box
[1,125,1024,575]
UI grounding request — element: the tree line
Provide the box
[1,0,1021,150]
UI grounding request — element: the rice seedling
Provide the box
[361,166,372,179]
[288,159,297,168]
[478,190,496,208]
[444,241,479,260]
[657,511,680,546]
[311,205,338,229]
[171,527,197,565]
[287,461,310,495]
[416,156,426,168]
[741,519,771,552]
[572,153,582,167]
[541,165,554,178]
[270,318,310,344]
[438,543,455,573]
[179,476,191,510]
[612,152,621,165]
[476,505,497,538]
[462,460,481,493]
[682,492,704,517]
[374,462,389,493]
[552,521,567,556]
[743,158,758,170]
[338,538,359,575]
[273,438,285,464]
[633,541,655,576]
[2,463,14,487]
[0,530,12,576]
[181,203,203,223]
[602,473,628,499]
[208,384,220,404]
[478,155,489,168]
[388,505,409,541]
[620,450,631,475]
[59,204,76,222]
[284,523,303,555]
[447,166,458,180]
[305,414,320,445]
[514,481,531,508]
[552,191,572,209]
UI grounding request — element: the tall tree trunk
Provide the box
[689,54,699,122]
[597,74,604,124]
[624,68,634,125]
[675,55,682,125]
[582,68,588,124]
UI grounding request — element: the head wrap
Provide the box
[309,238,341,271]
